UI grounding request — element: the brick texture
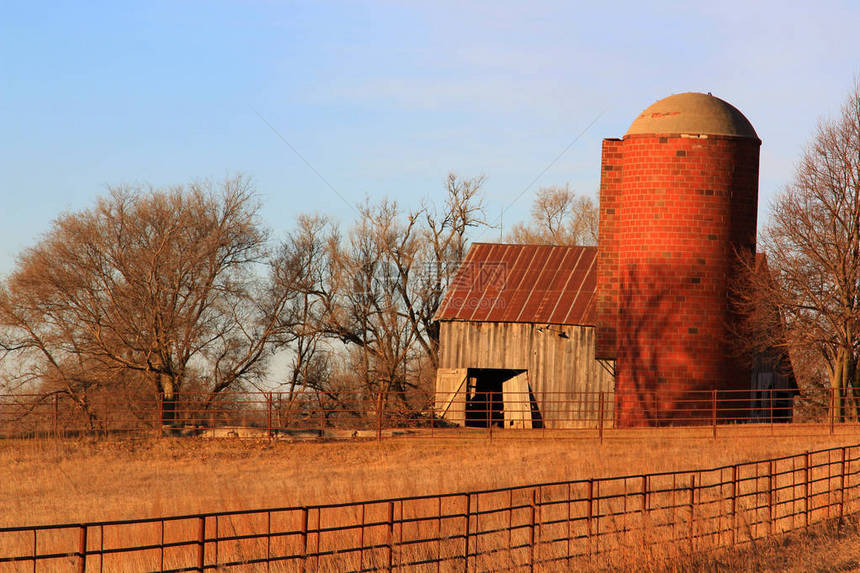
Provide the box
[595,138,623,359]
[598,133,761,426]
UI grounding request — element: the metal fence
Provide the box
[0,444,857,571]
[0,386,845,441]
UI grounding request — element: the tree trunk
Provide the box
[831,358,843,423]
[842,349,855,422]
[850,354,860,422]
[160,374,179,431]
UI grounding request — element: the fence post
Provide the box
[731,465,738,545]
[157,392,164,437]
[595,480,601,554]
[266,511,271,570]
[841,446,847,519]
[529,489,536,573]
[463,494,470,573]
[688,475,695,553]
[358,504,366,572]
[805,451,810,530]
[487,392,492,440]
[301,507,308,571]
[196,516,205,573]
[848,447,853,515]
[566,483,572,566]
[770,388,775,435]
[266,392,273,438]
[586,479,594,557]
[387,501,395,572]
[830,388,835,435]
[712,390,717,439]
[642,475,649,522]
[598,392,605,443]
[506,490,513,559]
[377,393,384,442]
[768,460,774,536]
[541,388,546,438]
[77,525,87,573]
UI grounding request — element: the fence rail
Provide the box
[1,444,858,571]
[0,387,843,442]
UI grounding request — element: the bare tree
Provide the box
[270,214,337,414]
[0,175,292,427]
[345,175,487,406]
[737,80,860,420]
[274,174,487,415]
[409,173,487,370]
[506,185,598,245]
[269,199,416,414]
[332,199,420,406]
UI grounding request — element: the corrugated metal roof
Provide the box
[435,243,597,325]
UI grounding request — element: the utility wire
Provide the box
[484,109,606,240]
[251,107,358,214]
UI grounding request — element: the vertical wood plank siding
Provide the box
[438,321,614,428]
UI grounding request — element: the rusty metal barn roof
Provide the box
[434,243,597,326]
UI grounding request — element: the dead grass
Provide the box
[1,427,858,528]
[656,516,860,573]
[3,428,860,571]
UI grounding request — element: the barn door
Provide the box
[435,368,468,425]
[502,371,532,429]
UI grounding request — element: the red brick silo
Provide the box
[595,93,760,426]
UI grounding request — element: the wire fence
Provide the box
[0,387,846,442]
[0,443,857,571]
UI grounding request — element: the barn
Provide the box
[433,243,614,429]
[435,91,798,428]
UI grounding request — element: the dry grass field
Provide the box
[1,427,858,528]
[3,427,860,571]
[667,516,860,573]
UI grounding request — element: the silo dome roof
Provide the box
[625,92,758,139]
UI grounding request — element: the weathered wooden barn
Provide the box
[434,243,614,428]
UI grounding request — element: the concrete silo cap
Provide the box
[625,92,759,139]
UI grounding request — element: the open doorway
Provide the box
[464,369,542,428]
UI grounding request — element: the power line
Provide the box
[482,109,606,240]
[251,107,358,214]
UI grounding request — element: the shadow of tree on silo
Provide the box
[615,263,716,427]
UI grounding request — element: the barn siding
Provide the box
[438,321,614,428]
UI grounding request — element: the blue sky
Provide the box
[1,1,858,275]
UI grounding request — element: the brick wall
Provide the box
[595,138,623,360]
[602,133,761,426]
